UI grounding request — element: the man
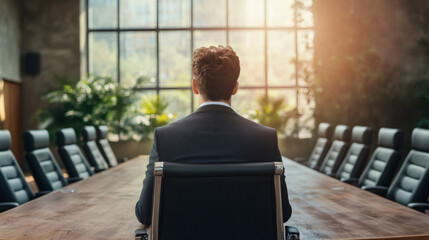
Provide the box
[135,45,292,226]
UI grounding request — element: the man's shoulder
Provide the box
[233,113,278,134]
[156,109,277,136]
[155,112,197,132]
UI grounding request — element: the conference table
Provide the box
[1,156,429,239]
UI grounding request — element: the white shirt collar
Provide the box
[199,101,232,108]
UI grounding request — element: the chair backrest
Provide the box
[336,126,372,180]
[151,162,285,240]
[82,126,108,171]
[319,125,351,175]
[96,126,118,167]
[0,130,34,204]
[359,128,402,188]
[387,128,429,206]
[308,123,333,169]
[23,130,68,191]
[57,128,94,179]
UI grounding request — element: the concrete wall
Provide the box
[20,0,80,131]
[0,0,21,82]
[313,0,429,152]
[314,0,429,85]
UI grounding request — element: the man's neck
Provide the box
[199,97,231,106]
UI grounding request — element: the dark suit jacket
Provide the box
[135,104,292,225]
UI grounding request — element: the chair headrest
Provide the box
[378,128,402,149]
[318,123,332,138]
[82,126,97,142]
[96,125,108,139]
[23,130,50,151]
[351,126,372,145]
[56,128,77,146]
[0,130,11,151]
[333,125,351,141]
[412,128,429,152]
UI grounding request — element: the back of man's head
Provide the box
[192,45,240,101]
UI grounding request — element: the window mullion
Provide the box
[116,0,120,84]
[156,0,160,96]
[264,0,268,97]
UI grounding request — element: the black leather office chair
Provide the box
[356,128,402,188]
[307,123,333,169]
[135,162,299,240]
[363,128,429,212]
[82,126,108,172]
[336,126,372,181]
[0,130,35,213]
[23,130,68,191]
[57,128,94,180]
[96,125,118,167]
[319,125,351,176]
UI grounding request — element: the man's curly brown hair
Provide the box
[192,45,240,101]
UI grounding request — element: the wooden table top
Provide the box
[0,156,429,239]
[0,156,146,240]
[282,157,429,239]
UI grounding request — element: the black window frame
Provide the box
[86,0,313,114]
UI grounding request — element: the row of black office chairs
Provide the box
[0,126,118,213]
[303,123,429,212]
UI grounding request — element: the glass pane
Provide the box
[161,90,192,119]
[193,0,226,27]
[120,32,157,88]
[297,30,314,86]
[159,31,191,87]
[297,87,315,138]
[268,89,296,109]
[193,93,199,111]
[268,89,297,136]
[298,88,314,114]
[296,0,314,27]
[120,0,156,28]
[132,91,158,140]
[267,0,294,27]
[88,0,118,29]
[268,31,295,86]
[232,89,265,116]
[229,31,264,86]
[193,31,227,50]
[159,0,191,28]
[228,0,264,27]
[136,90,157,108]
[89,32,118,79]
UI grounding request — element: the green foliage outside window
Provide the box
[36,76,176,143]
[129,95,176,140]
[247,95,300,135]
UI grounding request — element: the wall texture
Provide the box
[21,0,80,131]
[313,0,429,151]
[0,0,21,82]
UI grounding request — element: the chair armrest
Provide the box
[408,202,429,212]
[134,228,148,240]
[35,191,52,198]
[361,186,388,197]
[0,202,19,213]
[68,177,83,183]
[341,178,359,186]
[285,225,300,240]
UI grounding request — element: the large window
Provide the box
[86,0,314,137]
